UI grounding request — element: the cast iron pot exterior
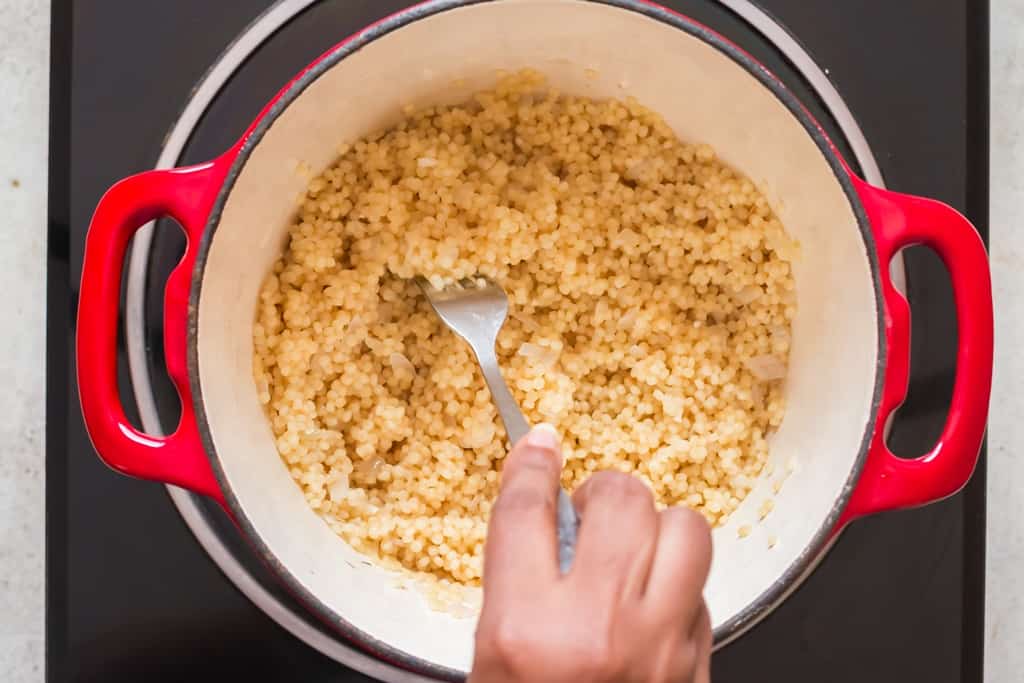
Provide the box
[77,1,993,678]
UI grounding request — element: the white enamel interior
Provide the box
[194,0,879,673]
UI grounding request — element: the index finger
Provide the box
[482,425,563,598]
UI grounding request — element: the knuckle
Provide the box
[660,508,713,579]
[501,449,559,490]
[480,616,546,673]
[493,487,555,518]
[662,507,712,545]
[587,470,653,505]
[509,448,561,481]
[513,445,560,471]
[492,619,531,656]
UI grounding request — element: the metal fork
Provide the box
[416,276,579,574]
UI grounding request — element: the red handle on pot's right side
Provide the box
[76,161,229,503]
[840,180,993,526]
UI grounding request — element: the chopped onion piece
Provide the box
[744,354,787,381]
[706,325,729,344]
[512,312,541,332]
[618,309,638,330]
[358,456,385,480]
[461,422,495,450]
[766,230,800,261]
[328,474,350,502]
[655,391,685,420]
[389,351,416,376]
[625,159,652,180]
[734,285,763,305]
[751,381,766,406]
[517,342,560,369]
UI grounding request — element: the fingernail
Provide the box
[525,423,560,452]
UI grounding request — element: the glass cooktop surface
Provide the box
[47,1,988,681]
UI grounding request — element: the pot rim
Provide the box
[186,0,886,677]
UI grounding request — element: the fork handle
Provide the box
[478,349,531,446]
[476,347,579,574]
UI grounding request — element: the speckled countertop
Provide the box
[985,4,1021,680]
[0,0,48,680]
[0,1,1019,681]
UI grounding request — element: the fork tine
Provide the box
[414,275,437,293]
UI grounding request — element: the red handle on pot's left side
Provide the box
[77,161,229,503]
[840,180,993,526]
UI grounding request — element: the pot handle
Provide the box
[840,180,993,525]
[77,161,229,503]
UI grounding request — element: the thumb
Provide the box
[503,423,563,494]
[483,424,564,593]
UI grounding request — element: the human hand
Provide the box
[469,425,713,683]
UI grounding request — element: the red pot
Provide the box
[76,0,993,677]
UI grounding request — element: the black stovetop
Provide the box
[47,1,989,681]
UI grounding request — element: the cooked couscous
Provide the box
[252,71,797,586]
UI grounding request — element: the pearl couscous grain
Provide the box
[253,71,797,586]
